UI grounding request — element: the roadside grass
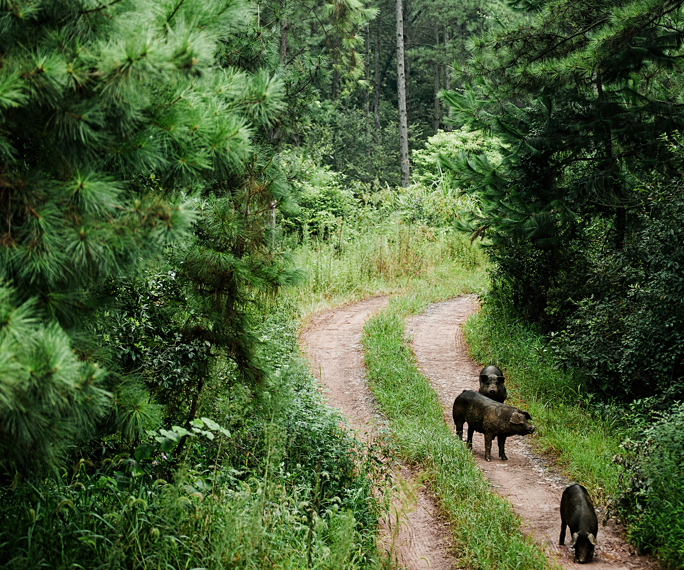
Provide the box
[362,291,555,570]
[464,301,622,505]
[282,218,488,314]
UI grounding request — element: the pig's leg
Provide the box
[466,425,474,449]
[559,519,567,545]
[484,433,493,461]
[497,435,508,460]
[455,420,464,442]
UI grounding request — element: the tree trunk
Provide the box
[373,25,381,139]
[443,24,452,131]
[433,22,440,135]
[396,0,410,187]
[279,1,287,65]
[365,24,370,159]
[405,0,411,107]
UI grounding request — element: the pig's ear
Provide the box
[571,533,579,547]
[511,412,525,424]
[479,375,487,382]
[523,411,532,420]
[497,376,505,382]
[588,533,596,546]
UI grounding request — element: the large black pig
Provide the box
[452,390,534,461]
[559,484,598,564]
[478,365,507,403]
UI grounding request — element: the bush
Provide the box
[548,180,684,403]
[279,150,358,237]
[611,403,684,569]
[0,462,380,570]
[411,127,503,188]
[371,182,479,228]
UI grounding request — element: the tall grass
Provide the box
[362,292,554,570]
[282,217,488,314]
[0,461,381,570]
[464,300,622,504]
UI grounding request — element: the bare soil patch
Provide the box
[300,297,456,570]
[407,296,658,570]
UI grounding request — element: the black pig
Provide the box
[478,365,507,403]
[559,484,598,564]
[452,390,534,461]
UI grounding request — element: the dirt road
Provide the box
[300,297,455,570]
[300,295,657,570]
[408,296,656,570]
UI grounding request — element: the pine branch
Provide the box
[168,0,187,24]
[527,17,610,64]
[82,0,122,15]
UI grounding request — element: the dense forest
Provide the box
[0,0,682,568]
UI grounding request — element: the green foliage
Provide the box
[413,127,502,188]
[547,175,684,402]
[279,150,359,235]
[249,0,376,146]
[0,302,388,569]
[442,0,684,403]
[0,464,379,570]
[611,403,684,568]
[0,0,289,476]
[0,282,110,475]
[179,179,300,387]
[372,182,477,227]
[297,97,406,189]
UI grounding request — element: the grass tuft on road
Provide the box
[362,293,554,570]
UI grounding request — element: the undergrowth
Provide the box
[0,304,389,570]
[283,218,488,313]
[362,292,554,570]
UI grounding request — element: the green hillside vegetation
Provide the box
[1,0,683,568]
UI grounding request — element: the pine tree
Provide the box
[443,0,684,321]
[0,0,284,476]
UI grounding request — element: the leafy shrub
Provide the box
[0,462,380,570]
[610,403,684,568]
[95,269,211,429]
[372,182,479,227]
[279,150,358,237]
[411,127,503,188]
[0,301,387,569]
[548,181,684,403]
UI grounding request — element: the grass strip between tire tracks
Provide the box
[361,293,555,570]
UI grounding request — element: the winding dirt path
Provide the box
[407,296,658,570]
[300,297,456,570]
